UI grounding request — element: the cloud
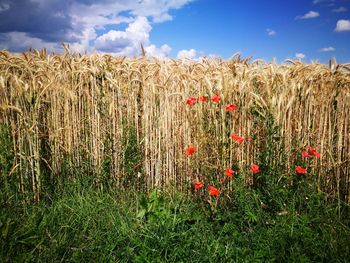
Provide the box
[296,53,305,59]
[176,49,219,61]
[129,0,192,23]
[95,16,151,55]
[94,17,172,58]
[295,11,320,20]
[266,28,276,36]
[313,0,335,4]
[0,3,10,12]
[335,19,350,32]
[332,7,347,13]
[0,1,75,43]
[0,0,192,56]
[144,44,172,58]
[0,32,59,52]
[319,46,335,52]
[95,30,132,53]
[177,49,197,59]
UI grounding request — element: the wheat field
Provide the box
[0,49,349,203]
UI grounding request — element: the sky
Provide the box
[0,0,349,63]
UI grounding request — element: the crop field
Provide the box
[1,50,349,200]
[1,49,350,262]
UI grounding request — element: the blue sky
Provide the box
[0,0,349,63]
[152,0,350,62]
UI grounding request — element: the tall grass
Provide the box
[0,49,349,202]
[1,176,349,262]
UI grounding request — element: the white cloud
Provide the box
[177,49,197,59]
[72,0,192,56]
[335,19,350,32]
[313,0,335,4]
[332,7,347,13]
[144,44,172,58]
[95,30,131,52]
[128,0,193,23]
[69,1,192,54]
[296,53,306,59]
[198,54,220,60]
[0,0,192,56]
[95,16,152,55]
[70,27,97,53]
[295,11,320,20]
[266,28,276,36]
[0,3,10,12]
[94,17,172,58]
[319,46,335,52]
[0,32,59,52]
[175,50,219,62]
[70,0,192,27]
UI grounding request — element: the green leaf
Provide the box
[149,189,158,203]
[2,218,12,239]
[137,209,146,219]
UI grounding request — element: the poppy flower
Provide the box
[198,96,208,103]
[251,164,260,173]
[313,152,321,158]
[186,146,195,156]
[225,168,234,177]
[231,134,244,144]
[194,181,204,189]
[308,146,320,158]
[307,146,316,155]
[212,95,221,103]
[225,104,237,112]
[208,186,220,197]
[186,97,197,106]
[296,166,307,174]
[301,151,310,158]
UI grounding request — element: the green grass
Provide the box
[1,175,349,262]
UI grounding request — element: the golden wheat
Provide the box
[0,49,349,202]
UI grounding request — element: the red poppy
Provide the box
[307,146,316,155]
[208,186,220,196]
[251,164,260,173]
[198,96,208,103]
[212,95,220,103]
[296,166,307,174]
[225,104,237,112]
[186,146,195,156]
[313,152,321,158]
[225,168,234,177]
[186,97,197,106]
[231,134,244,144]
[308,146,320,158]
[301,151,310,158]
[194,181,204,189]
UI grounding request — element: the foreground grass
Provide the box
[1,177,349,263]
